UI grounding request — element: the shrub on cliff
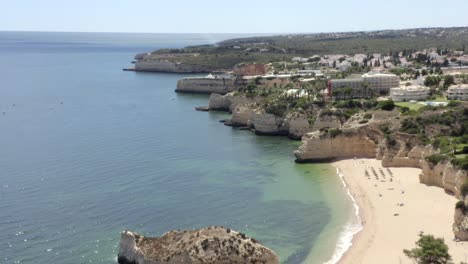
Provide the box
[265,101,288,117]
[456,201,466,213]
[403,233,451,264]
[378,100,395,111]
[460,181,468,198]
[426,154,447,166]
[328,128,343,138]
[452,157,468,170]
[400,118,422,134]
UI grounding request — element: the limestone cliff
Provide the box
[294,128,378,162]
[454,197,468,240]
[118,227,279,264]
[207,93,311,139]
[176,77,237,95]
[208,93,253,112]
[135,60,212,73]
[311,115,342,131]
[228,105,311,139]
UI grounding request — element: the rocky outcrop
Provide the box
[135,60,212,73]
[454,208,468,240]
[207,94,310,139]
[176,77,237,95]
[228,106,311,139]
[251,110,286,136]
[208,93,252,112]
[311,115,342,131]
[282,112,311,139]
[230,105,255,127]
[454,196,468,240]
[118,227,279,264]
[294,128,378,162]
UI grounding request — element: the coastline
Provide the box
[331,159,468,264]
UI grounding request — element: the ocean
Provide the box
[0,32,355,264]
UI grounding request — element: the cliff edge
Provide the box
[118,227,279,264]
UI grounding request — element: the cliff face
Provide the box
[208,93,252,112]
[118,227,279,264]
[229,105,311,139]
[294,128,378,162]
[176,78,237,95]
[311,115,342,131]
[135,60,212,73]
[208,93,311,139]
[454,208,468,240]
[454,196,468,240]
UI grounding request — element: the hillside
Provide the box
[142,27,468,70]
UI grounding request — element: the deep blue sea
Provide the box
[0,32,353,264]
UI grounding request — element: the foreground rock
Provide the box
[454,197,468,240]
[118,227,279,264]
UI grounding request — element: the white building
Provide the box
[447,84,468,100]
[362,73,400,92]
[390,86,430,102]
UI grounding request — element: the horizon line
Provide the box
[1,25,468,36]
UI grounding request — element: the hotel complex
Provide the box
[329,73,400,98]
[447,84,468,100]
[390,85,430,102]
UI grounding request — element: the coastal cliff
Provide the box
[118,227,279,264]
[294,128,378,162]
[454,197,468,240]
[208,93,311,139]
[292,122,468,240]
[208,93,253,112]
[135,60,212,73]
[176,78,237,95]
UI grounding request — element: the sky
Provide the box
[1,0,468,34]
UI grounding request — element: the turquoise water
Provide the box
[0,32,353,264]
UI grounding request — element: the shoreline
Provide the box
[323,167,364,264]
[331,159,468,264]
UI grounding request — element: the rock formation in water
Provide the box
[208,93,253,112]
[208,93,311,139]
[118,227,279,264]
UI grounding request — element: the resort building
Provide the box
[361,73,400,92]
[329,72,400,98]
[390,86,430,102]
[447,84,468,100]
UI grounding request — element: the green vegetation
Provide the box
[395,102,425,111]
[426,154,448,166]
[403,233,451,264]
[461,181,468,198]
[456,201,466,213]
[329,128,343,138]
[378,100,395,111]
[152,27,468,69]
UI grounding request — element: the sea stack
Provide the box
[118,227,280,264]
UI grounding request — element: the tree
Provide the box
[443,59,449,67]
[379,100,395,111]
[443,75,455,88]
[403,233,451,264]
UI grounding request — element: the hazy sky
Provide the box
[2,0,468,33]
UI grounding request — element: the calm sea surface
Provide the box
[0,32,353,264]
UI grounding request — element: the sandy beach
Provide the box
[334,159,468,264]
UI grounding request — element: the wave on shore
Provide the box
[324,167,363,264]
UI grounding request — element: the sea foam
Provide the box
[324,167,363,264]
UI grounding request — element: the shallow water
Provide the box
[0,32,353,264]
